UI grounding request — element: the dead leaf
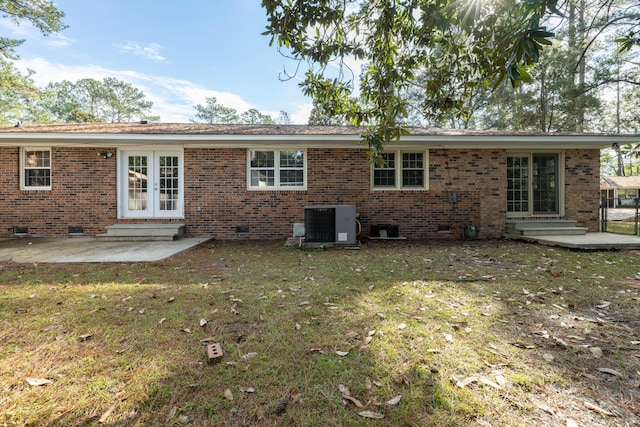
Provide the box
[595,301,611,309]
[78,333,92,342]
[224,389,234,400]
[584,401,616,417]
[26,377,53,386]
[479,377,502,389]
[589,347,603,358]
[454,376,478,388]
[199,318,208,327]
[444,333,454,343]
[397,323,407,330]
[167,296,175,303]
[41,324,63,332]
[543,353,555,362]
[596,367,622,377]
[358,410,384,419]
[343,394,364,408]
[386,395,402,405]
[335,350,349,357]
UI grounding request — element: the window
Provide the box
[22,148,51,190]
[372,150,427,190]
[248,149,306,190]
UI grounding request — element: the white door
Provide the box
[121,150,183,218]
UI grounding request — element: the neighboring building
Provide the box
[600,175,640,208]
[0,123,631,240]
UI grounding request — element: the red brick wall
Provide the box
[183,148,507,239]
[564,149,600,231]
[0,147,118,237]
[0,146,600,239]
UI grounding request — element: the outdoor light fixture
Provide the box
[97,151,113,159]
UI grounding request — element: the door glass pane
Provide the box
[507,156,529,213]
[128,156,148,211]
[533,154,558,214]
[159,156,179,211]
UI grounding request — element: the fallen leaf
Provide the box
[335,350,349,357]
[199,319,208,327]
[338,384,350,395]
[78,333,92,341]
[543,353,555,362]
[358,410,384,419]
[397,323,407,330]
[167,296,175,303]
[182,328,192,334]
[454,376,478,388]
[241,352,258,359]
[596,367,622,377]
[386,395,402,405]
[584,400,616,417]
[224,389,234,400]
[159,317,166,324]
[589,347,603,358]
[479,377,502,389]
[342,394,364,408]
[595,301,611,309]
[26,377,53,386]
[240,387,255,393]
[444,334,454,343]
[41,324,63,332]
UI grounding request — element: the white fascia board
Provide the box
[0,132,635,150]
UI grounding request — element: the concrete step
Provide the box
[507,220,587,237]
[519,227,588,236]
[98,223,185,241]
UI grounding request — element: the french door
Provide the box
[507,153,561,216]
[120,150,183,218]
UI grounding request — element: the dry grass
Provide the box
[1,239,639,426]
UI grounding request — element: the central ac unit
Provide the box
[304,205,357,245]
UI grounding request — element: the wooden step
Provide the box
[97,223,185,241]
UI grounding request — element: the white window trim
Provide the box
[371,150,429,191]
[247,148,307,190]
[21,147,52,190]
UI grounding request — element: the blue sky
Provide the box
[3,1,313,123]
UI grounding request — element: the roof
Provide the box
[601,175,640,189]
[0,122,635,149]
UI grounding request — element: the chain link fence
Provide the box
[600,195,640,235]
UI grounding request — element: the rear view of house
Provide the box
[0,123,630,241]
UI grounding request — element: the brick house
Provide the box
[0,123,629,241]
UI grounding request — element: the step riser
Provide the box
[520,228,587,236]
[98,223,185,241]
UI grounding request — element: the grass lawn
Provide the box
[1,239,639,426]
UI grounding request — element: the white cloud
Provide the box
[119,42,165,62]
[14,57,309,123]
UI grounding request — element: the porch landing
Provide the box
[509,232,640,250]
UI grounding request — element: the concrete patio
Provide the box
[512,232,640,250]
[0,237,211,263]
